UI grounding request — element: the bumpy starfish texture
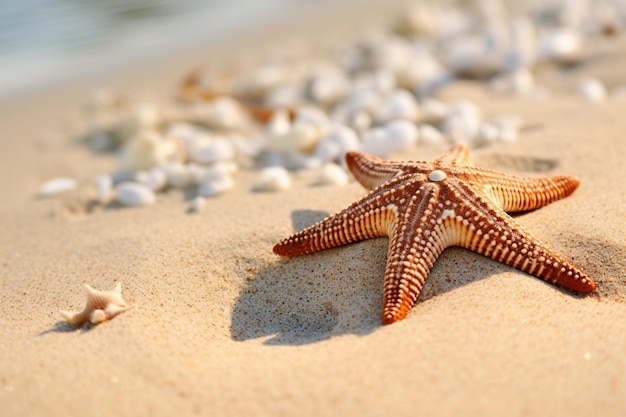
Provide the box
[273,145,596,325]
[60,282,130,326]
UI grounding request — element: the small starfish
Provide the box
[60,282,130,326]
[273,145,596,324]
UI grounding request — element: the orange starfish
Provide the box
[273,145,596,324]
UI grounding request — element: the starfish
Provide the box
[273,145,596,324]
[60,282,130,326]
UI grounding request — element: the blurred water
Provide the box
[0,0,292,98]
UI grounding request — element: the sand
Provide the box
[1,2,626,417]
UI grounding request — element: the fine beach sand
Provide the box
[1,3,626,417]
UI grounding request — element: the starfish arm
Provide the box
[433,144,474,167]
[345,151,406,190]
[273,184,403,257]
[473,169,580,212]
[447,181,596,293]
[381,183,447,324]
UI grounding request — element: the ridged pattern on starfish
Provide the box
[273,145,595,324]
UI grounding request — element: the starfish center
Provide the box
[428,170,447,182]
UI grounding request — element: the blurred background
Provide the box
[0,0,298,99]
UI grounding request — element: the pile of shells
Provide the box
[38,0,626,211]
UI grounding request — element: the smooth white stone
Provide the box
[120,130,179,172]
[38,177,77,197]
[188,137,235,164]
[385,119,419,152]
[255,166,292,192]
[419,97,449,124]
[314,124,360,162]
[538,28,583,64]
[113,103,161,143]
[442,101,482,144]
[361,127,391,158]
[196,97,246,130]
[418,124,446,145]
[135,168,167,192]
[115,182,156,207]
[490,68,535,95]
[317,163,349,186]
[162,162,195,189]
[94,174,113,204]
[197,168,234,197]
[578,78,607,103]
[374,89,419,124]
[428,170,447,182]
[189,196,207,212]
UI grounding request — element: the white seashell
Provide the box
[120,130,179,172]
[317,163,349,186]
[374,89,419,124]
[385,119,419,152]
[115,182,156,207]
[361,127,391,158]
[255,166,292,192]
[538,28,583,65]
[189,196,207,212]
[135,167,167,192]
[314,124,360,162]
[442,101,482,144]
[418,124,446,145]
[38,177,77,197]
[197,167,234,197]
[94,174,113,204]
[578,78,607,103]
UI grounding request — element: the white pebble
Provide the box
[385,119,419,152]
[490,68,536,95]
[442,101,482,144]
[113,103,161,143]
[115,182,156,207]
[374,89,419,124]
[197,167,234,197]
[361,127,391,157]
[419,98,449,124]
[188,136,235,164]
[94,174,113,204]
[314,124,360,162]
[189,196,207,213]
[194,97,247,130]
[161,162,195,189]
[135,167,167,192]
[578,78,607,103]
[418,124,446,145]
[255,166,292,192]
[538,28,583,65]
[38,177,77,197]
[120,130,179,172]
[317,163,349,186]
